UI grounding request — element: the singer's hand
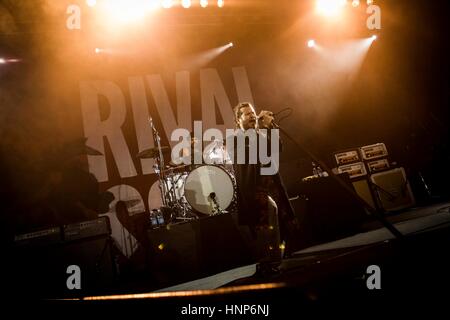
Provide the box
[258,110,275,129]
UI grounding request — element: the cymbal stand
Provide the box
[149,118,170,207]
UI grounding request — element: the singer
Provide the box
[230,102,300,267]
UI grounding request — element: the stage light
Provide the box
[307,40,316,48]
[181,0,191,8]
[371,34,377,40]
[367,0,373,4]
[218,0,224,8]
[200,0,208,8]
[158,243,165,250]
[100,0,151,25]
[162,0,173,8]
[316,0,346,17]
[352,0,360,7]
[86,0,96,7]
[148,0,160,10]
[0,58,20,64]
[183,43,234,69]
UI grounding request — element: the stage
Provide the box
[56,201,450,311]
[1,1,450,315]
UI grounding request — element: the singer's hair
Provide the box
[233,102,254,127]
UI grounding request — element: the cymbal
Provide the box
[136,146,169,159]
[166,162,191,171]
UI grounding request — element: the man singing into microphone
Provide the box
[230,102,299,268]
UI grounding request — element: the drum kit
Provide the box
[139,119,237,225]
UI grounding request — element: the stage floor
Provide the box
[76,201,450,302]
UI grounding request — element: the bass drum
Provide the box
[183,165,236,215]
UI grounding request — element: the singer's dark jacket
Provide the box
[227,129,296,240]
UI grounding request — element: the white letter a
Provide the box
[66,5,81,30]
[366,265,381,290]
[66,265,81,290]
[366,5,381,30]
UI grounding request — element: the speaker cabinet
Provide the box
[291,175,369,248]
[352,178,376,209]
[10,235,116,298]
[370,167,415,211]
[61,236,116,294]
[147,213,253,286]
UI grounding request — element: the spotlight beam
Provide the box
[183,43,234,69]
[314,37,377,75]
[0,58,21,64]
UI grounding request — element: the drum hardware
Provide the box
[145,119,198,222]
[145,119,237,223]
[162,163,236,219]
[208,192,229,215]
[183,165,236,216]
[148,117,171,208]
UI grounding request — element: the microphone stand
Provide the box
[274,122,403,239]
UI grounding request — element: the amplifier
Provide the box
[63,216,111,241]
[360,143,388,161]
[337,162,367,179]
[14,227,61,246]
[367,158,390,173]
[370,167,415,211]
[333,149,361,166]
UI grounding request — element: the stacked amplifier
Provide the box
[333,143,415,212]
[14,216,112,246]
[12,216,115,297]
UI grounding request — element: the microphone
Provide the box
[257,113,280,129]
[271,120,280,129]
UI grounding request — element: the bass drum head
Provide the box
[183,165,234,215]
